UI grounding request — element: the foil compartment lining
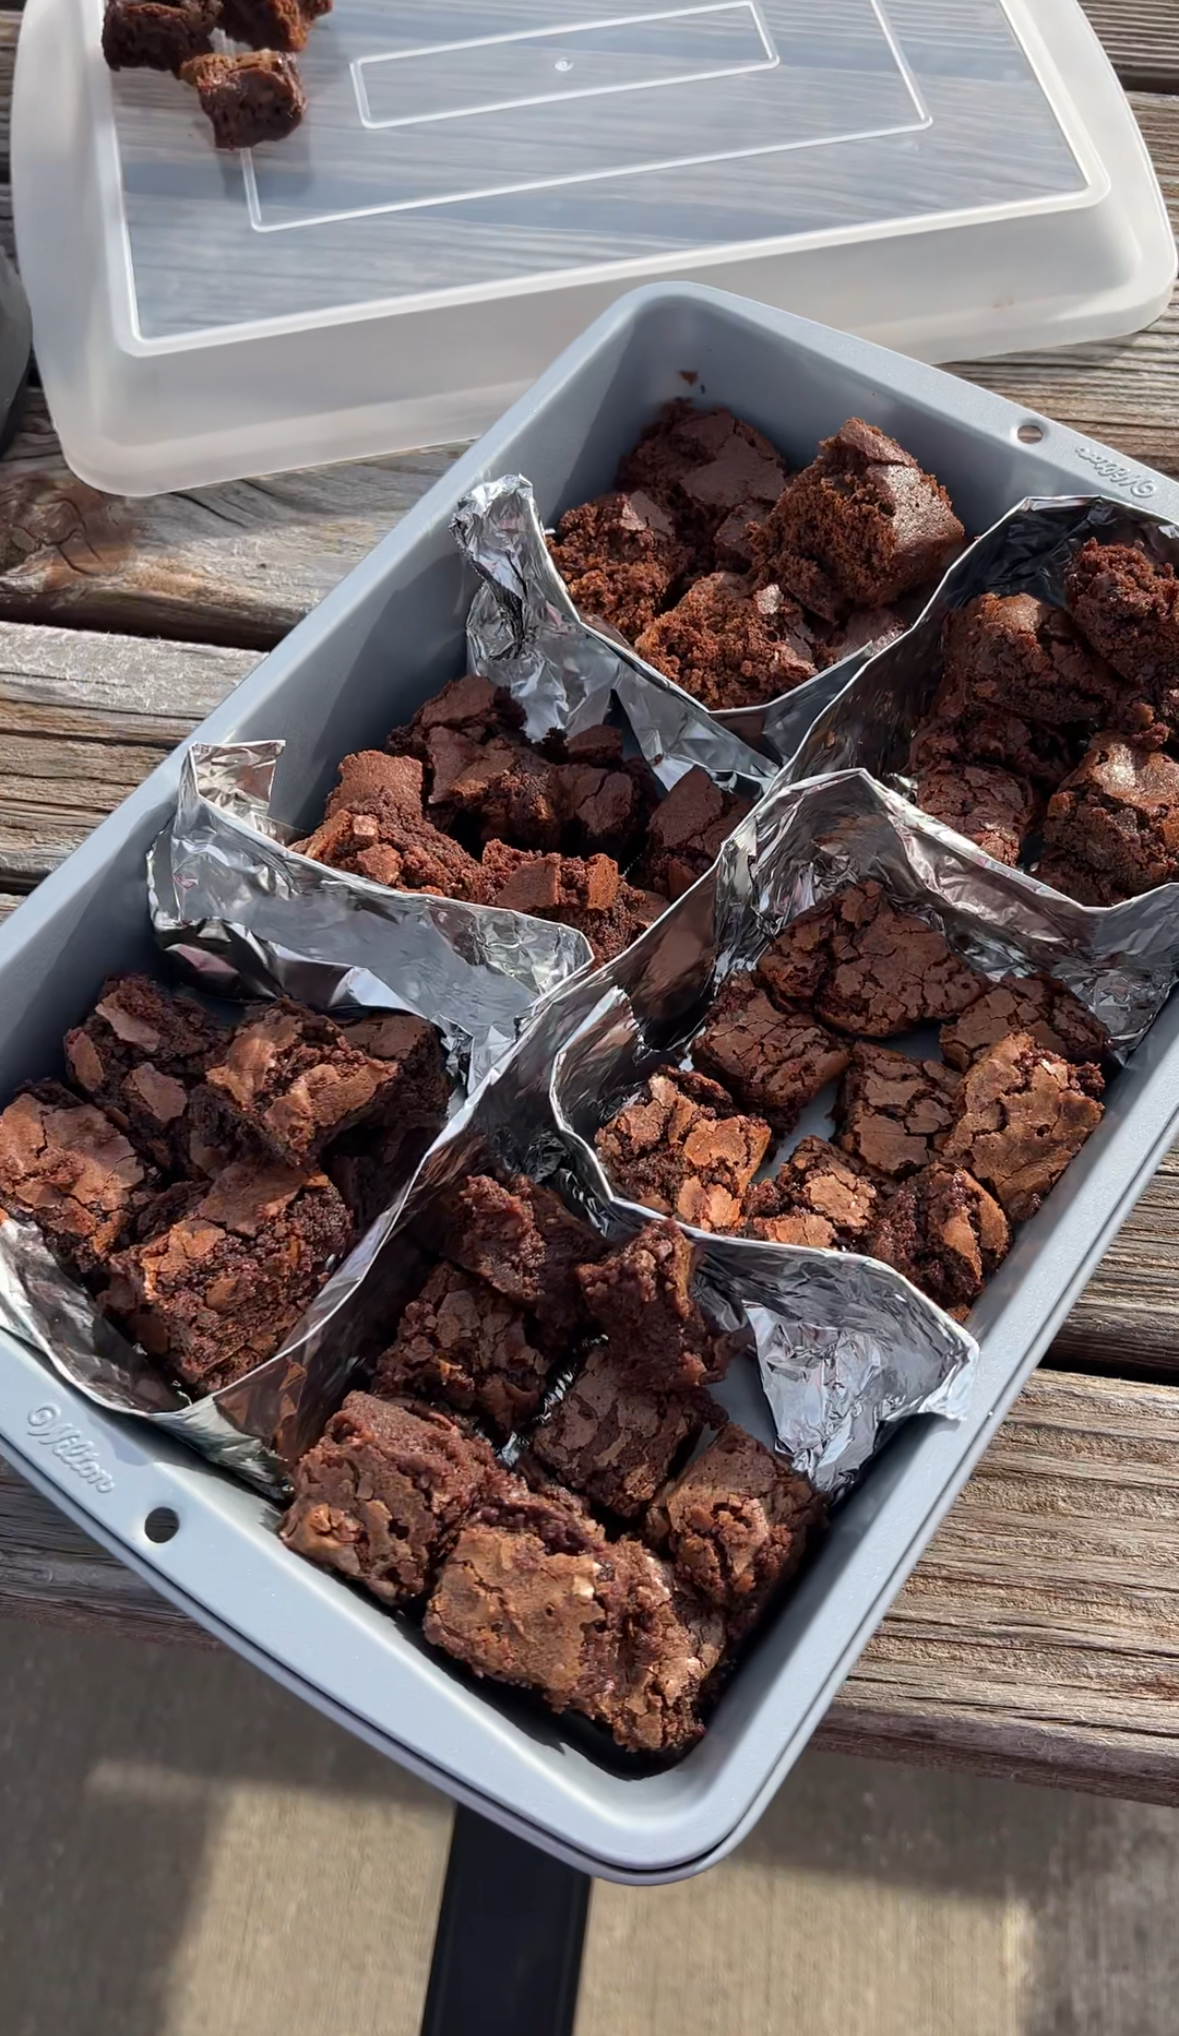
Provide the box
[453,476,786,786]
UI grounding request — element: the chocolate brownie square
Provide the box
[528,1341,709,1519]
[372,1262,549,1438]
[692,974,849,1132]
[64,975,226,1172]
[941,593,1122,730]
[756,883,984,1037]
[647,1423,826,1636]
[940,975,1108,1071]
[594,1068,771,1232]
[102,0,217,71]
[547,492,688,640]
[754,418,963,620]
[204,1001,406,1170]
[865,1163,1009,1317]
[633,767,751,902]
[635,573,817,711]
[835,1044,960,1179]
[182,50,307,149]
[1065,540,1179,735]
[431,1172,604,1350]
[939,1031,1104,1221]
[910,680,1074,789]
[0,1082,158,1279]
[103,1158,352,1391]
[575,1218,727,1391]
[1039,735,1179,903]
[617,402,788,565]
[911,758,1038,866]
[293,752,490,901]
[219,0,330,51]
[280,1392,498,1606]
[743,1136,883,1249]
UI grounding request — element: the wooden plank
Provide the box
[1079,0,1179,91]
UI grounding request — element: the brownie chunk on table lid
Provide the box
[939,1031,1104,1222]
[617,401,788,566]
[372,1262,549,1439]
[181,50,307,149]
[692,974,850,1133]
[866,1163,1009,1318]
[911,757,1039,867]
[527,1340,712,1519]
[547,491,689,640]
[218,0,330,51]
[1065,540,1179,733]
[743,1136,883,1249]
[0,1082,159,1279]
[575,1218,729,1391]
[941,593,1123,731]
[756,883,985,1037]
[635,573,817,712]
[203,1000,407,1169]
[835,1044,959,1180]
[594,1067,771,1233]
[102,1157,351,1392]
[102,0,218,71]
[940,975,1108,1072]
[647,1423,826,1637]
[293,751,490,901]
[64,974,226,1172]
[753,417,963,620]
[1038,735,1179,903]
[429,1171,604,1349]
[280,1392,499,1607]
[632,767,751,903]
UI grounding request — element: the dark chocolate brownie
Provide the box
[742,1136,884,1249]
[64,974,226,1172]
[910,679,1075,789]
[941,593,1123,730]
[576,1219,727,1391]
[480,842,659,964]
[911,758,1039,866]
[939,1031,1104,1221]
[835,1044,960,1180]
[181,49,307,149]
[204,1001,405,1169]
[635,573,817,711]
[428,736,562,853]
[0,1082,158,1279]
[647,1423,826,1636]
[293,751,491,901]
[814,606,907,669]
[617,401,788,566]
[692,973,850,1132]
[372,1262,549,1438]
[103,1158,352,1391]
[280,1392,498,1606]
[1039,734,1179,903]
[756,883,985,1037]
[548,727,658,863]
[632,766,751,902]
[940,975,1108,1071]
[102,0,218,71]
[321,1015,449,1227]
[527,1341,709,1519]
[431,1172,604,1350]
[219,0,330,50]
[753,417,963,620]
[865,1163,1009,1317]
[594,1068,771,1233]
[1065,540,1179,736]
[389,673,526,758]
[547,492,688,640]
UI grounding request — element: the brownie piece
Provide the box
[835,1044,959,1180]
[1065,540,1179,736]
[321,1014,449,1226]
[911,758,1039,866]
[594,1068,771,1233]
[103,1158,352,1391]
[635,573,817,711]
[0,1083,158,1279]
[743,1136,884,1249]
[372,1263,549,1438]
[547,492,688,640]
[429,737,562,853]
[754,418,963,620]
[550,728,658,863]
[204,1001,405,1169]
[292,751,490,902]
[617,402,788,566]
[865,1163,1009,1317]
[1039,734,1179,903]
[756,883,984,1037]
[939,1031,1104,1221]
[692,973,849,1133]
[941,594,1122,730]
[280,1392,498,1607]
[388,674,526,764]
[528,1341,708,1519]
[182,50,307,149]
[64,974,226,1172]
[481,842,656,964]
[219,0,330,50]
[575,1217,729,1392]
[647,1424,826,1637]
[910,680,1074,789]
[431,1172,604,1350]
[814,606,907,669]
[940,975,1108,1071]
[632,767,751,902]
[102,0,218,71]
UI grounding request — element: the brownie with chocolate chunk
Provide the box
[743,1136,883,1249]
[219,0,329,50]
[911,759,1038,866]
[632,767,751,902]
[204,1001,406,1169]
[431,1172,603,1349]
[754,418,963,621]
[940,975,1107,1071]
[293,751,490,901]
[941,594,1122,730]
[0,1082,158,1279]
[836,1044,959,1180]
[373,1262,548,1438]
[756,883,984,1036]
[548,492,688,640]
[64,975,225,1172]
[617,402,788,566]
[939,1031,1104,1221]
[528,1341,710,1519]
[576,1219,727,1391]
[635,573,817,711]
[648,1423,826,1636]
[280,1392,498,1606]
[866,1163,1009,1317]
[692,973,849,1132]
[594,1068,771,1232]
[1039,734,1179,903]
[182,49,306,149]
[103,1158,351,1391]
[1065,540,1179,736]
[102,0,218,71]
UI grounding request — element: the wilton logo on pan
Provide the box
[1071,442,1157,499]
[26,1404,115,1493]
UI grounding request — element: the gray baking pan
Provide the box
[2,283,1179,1886]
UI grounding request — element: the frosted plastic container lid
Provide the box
[13,0,1176,491]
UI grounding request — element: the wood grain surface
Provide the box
[1078,0,1179,91]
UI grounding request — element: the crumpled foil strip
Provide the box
[453,476,783,788]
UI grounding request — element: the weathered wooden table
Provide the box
[2,2,1179,1849]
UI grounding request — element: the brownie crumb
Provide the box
[866,1163,1010,1317]
[940,975,1107,1071]
[1039,734,1179,903]
[835,1044,959,1179]
[743,1136,883,1249]
[648,1424,826,1636]
[909,681,1075,790]
[293,751,491,901]
[527,1341,709,1519]
[692,973,849,1132]
[635,573,817,711]
[103,0,218,71]
[617,402,788,568]
[181,49,307,150]
[757,883,985,1037]
[576,1219,727,1391]
[372,1262,549,1438]
[64,974,226,1172]
[204,1000,409,1168]
[939,1031,1104,1221]
[594,1068,771,1232]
